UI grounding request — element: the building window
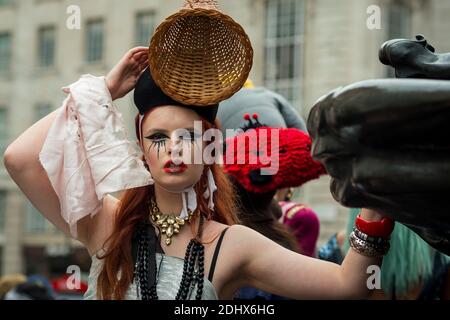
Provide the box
[135,11,156,46]
[385,0,411,77]
[0,107,8,156]
[0,0,14,6]
[0,32,12,73]
[0,190,6,233]
[85,19,104,63]
[264,0,304,112]
[38,26,56,67]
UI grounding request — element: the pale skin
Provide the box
[3,47,385,300]
[275,188,290,202]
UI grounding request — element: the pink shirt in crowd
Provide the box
[279,201,320,257]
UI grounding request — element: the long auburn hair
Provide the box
[96,114,238,300]
[232,178,299,252]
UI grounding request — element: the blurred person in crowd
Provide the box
[0,274,27,300]
[3,275,55,300]
[276,187,320,257]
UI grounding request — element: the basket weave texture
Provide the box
[149,0,253,106]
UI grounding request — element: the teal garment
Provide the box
[318,233,344,264]
[344,209,436,298]
[84,252,218,300]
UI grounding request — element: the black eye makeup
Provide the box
[145,133,168,159]
[144,130,202,159]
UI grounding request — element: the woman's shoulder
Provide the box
[227,223,260,235]
[204,221,255,237]
[207,224,274,285]
[200,222,258,250]
[208,223,265,247]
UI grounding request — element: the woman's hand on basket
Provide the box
[106,47,149,101]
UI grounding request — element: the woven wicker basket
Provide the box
[148,0,253,106]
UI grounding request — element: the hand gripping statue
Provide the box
[307,35,450,255]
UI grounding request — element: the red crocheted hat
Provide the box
[223,114,326,193]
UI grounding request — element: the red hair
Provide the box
[96,114,238,300]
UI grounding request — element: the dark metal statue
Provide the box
[380,34,450,80]
[307,35,450,255]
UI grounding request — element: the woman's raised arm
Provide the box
[3,109,74,237]
[3,47,150,248]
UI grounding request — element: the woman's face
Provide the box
[141,105,205,192]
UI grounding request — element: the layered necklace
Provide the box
[149,198,194,246]
[134,197,206,300]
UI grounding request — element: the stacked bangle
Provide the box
[349,214,394,258]
[355,214,394,238]
[349,228,390,257]
[349,231,390,257]
[352,227,387,245]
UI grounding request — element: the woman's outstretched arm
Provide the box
[232,208,386,299]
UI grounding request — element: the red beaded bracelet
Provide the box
[355,214,394,238]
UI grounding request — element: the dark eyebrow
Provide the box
[145,128,196,135]
[145,128,168,135]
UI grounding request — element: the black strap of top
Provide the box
[208,228,229,282]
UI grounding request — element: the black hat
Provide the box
[134,68,219,123]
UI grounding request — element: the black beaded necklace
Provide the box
[134,205,206,300]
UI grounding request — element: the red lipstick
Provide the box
[163,160,187,174]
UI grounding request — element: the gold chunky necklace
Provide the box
[149,198,195,246]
